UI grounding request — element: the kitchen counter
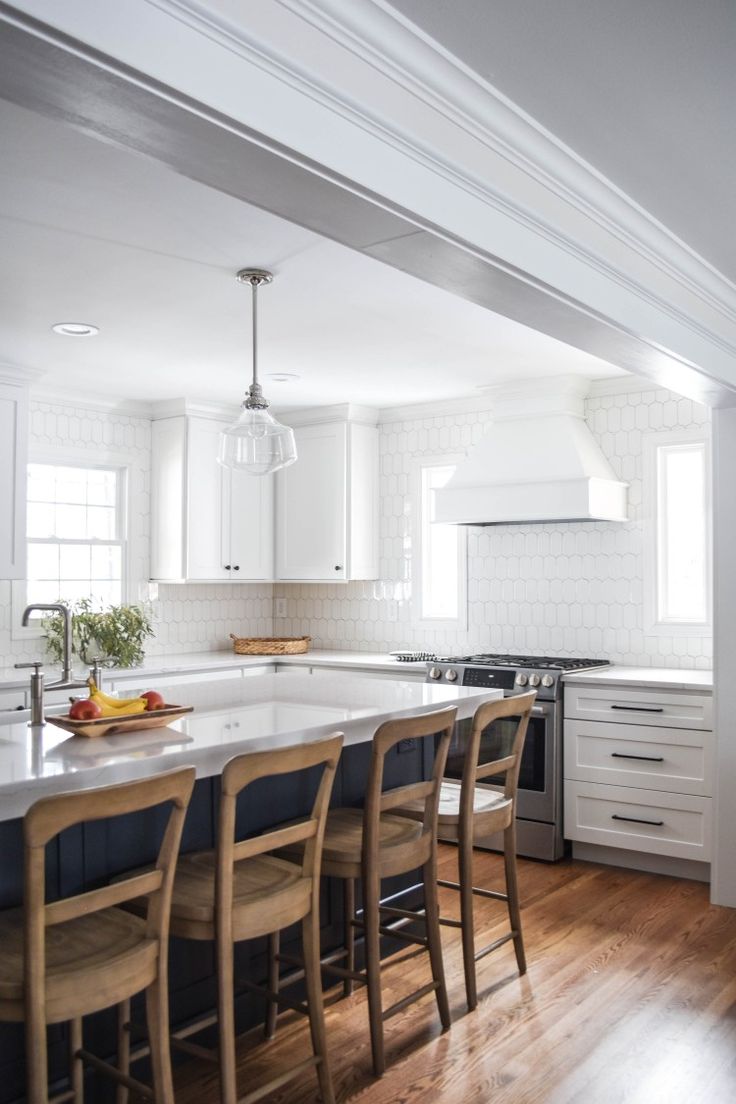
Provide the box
[0,671,501,821]
[0,648,428,693]
[563,665,713,693]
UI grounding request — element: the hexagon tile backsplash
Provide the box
[274,384,713,669]
[0,382,713,672]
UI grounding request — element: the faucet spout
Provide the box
[21,603,73,683]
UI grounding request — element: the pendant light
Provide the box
[218,268,297,475]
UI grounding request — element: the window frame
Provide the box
[412,454,468,632]
[643,428,712,636]
[13,447,132,642]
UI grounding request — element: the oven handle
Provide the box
[531,704,552,717]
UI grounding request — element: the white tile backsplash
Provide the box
[275,385,712,669]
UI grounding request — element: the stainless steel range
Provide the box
[426,654,609,860]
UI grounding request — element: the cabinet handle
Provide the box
[611,813,664,827]
[224,565,231,570]
[610,705,664,713]
[611,752,665,763]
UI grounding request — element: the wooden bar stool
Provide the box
[276,707,456,1078]
[0,766,195,1104]
[397,692,535,1011]
[122,734,343,1104]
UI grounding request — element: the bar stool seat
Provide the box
[404,778,512,835]
[319,808,424,875]
[0,906,157,1021]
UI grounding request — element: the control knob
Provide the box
[428,666,442,681]
[528,674,541,687]
[445,669,458,682]
[515,673,528,686]
[541,674,554,688]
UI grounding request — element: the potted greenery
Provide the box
[43,598,154,669]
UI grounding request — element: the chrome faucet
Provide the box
[15,604,103,725]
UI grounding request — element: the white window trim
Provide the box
[411,454,468,632]
[643,427,712,637]
[12,445,136,643]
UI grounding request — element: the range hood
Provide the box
[435,376,628,525]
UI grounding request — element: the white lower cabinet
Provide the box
[564,683,714,865]
[0,379,28,580]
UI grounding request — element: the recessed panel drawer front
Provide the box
[564,686,712,730]
[564,780,712,860]
[564,720,712,795]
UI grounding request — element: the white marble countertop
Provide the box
[0,649,429,693]
[562,665,713,692]
[0,672,501,821]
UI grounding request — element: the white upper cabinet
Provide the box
[151,410,274,582]
[276,412,379,582]
[0,379,28,580]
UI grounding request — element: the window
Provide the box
[646,434,711,631]
[415,460,466,626]
[26,463,125,610]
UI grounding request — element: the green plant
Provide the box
[43,598,154,669]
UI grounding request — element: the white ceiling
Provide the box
[391,0,736,284]
[0,98,624,410]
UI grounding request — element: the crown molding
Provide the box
[31,386,153,417]
[0,363,45,386]
[149,397,240,421]
[279,402,379,426]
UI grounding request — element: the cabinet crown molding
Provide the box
[0,364,44,387]
[279,403,379,427]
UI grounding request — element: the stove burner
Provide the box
[438,654,609,672]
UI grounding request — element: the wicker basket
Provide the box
[229,634,311,656]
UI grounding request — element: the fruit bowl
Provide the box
[47,704,194,739]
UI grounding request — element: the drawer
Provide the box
[564,685,712,730]
[564,780,712,860]
[564,720,712,795]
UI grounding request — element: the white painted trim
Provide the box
[377,393,495,424]
[411,454,468,632]
[642,428,712,637]
[149,397,239,421]
[279,403,379,426]
[0,363,44,386]
[32,388,153,419]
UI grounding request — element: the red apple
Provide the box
[69,698,103,721]
[141,690,166,711]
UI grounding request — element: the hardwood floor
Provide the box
[173,845,736,1104]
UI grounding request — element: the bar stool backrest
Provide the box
[459,692,536,828]
[363,706,457,863]
[23,767,196,1020]
[215,733,344,935]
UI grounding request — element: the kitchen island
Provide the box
[0,673,501,1103]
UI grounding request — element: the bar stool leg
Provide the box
[69,1017,84,1102]
[145,977,175,1104]
[343,878,355,998]
[362,869,385,1077]
[423,856,451,1030]
[302,912,335,1104]
[216,934,238,1104]
[504,823,526,975]
[265,931,279,1039]
[26,993,47,1104]
[458,830,478,1011]
[116,999,130,1104]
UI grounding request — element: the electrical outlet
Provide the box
[274,598,287,618]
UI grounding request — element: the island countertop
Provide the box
[0,672,501,821]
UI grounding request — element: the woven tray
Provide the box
[229,634,311,656]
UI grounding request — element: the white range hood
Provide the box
[435,376,628,525]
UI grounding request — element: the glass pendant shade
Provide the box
[218,404,297,475]
[218,268,298,475]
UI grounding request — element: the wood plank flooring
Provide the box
[173,845,736,1104]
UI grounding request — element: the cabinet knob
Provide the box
[224,564,231,570]
[334,565,343,571]
[233,565,240,571]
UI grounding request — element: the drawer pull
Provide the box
[611,705,664,713]
[610,752,665,763]
[611,813,664,827]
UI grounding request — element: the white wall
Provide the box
[276,382,712,668]
[0,397,273,671]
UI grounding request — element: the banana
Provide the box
[87,678,147,715]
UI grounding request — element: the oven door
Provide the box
[443,699,558,824]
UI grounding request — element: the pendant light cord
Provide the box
[251,275,259,391]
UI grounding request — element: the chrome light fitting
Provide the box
[218,269,297,475]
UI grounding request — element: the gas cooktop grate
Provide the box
[438,654,609,671]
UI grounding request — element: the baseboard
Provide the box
[572,842,711,883]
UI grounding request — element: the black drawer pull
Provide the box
[611,752,665,763]
[612,813,664,827]
[611,705,664,713]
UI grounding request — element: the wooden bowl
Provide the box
[47,704,194,739]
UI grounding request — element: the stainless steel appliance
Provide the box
[426,654,609,861]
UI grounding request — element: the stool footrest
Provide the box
[438,916,462,929]
[76,1048,153,1100]
[382,981,438,1022]
[439,877,509,903]
[377,922,427,948]
[236,975,310,1018]
[475,931,516,961]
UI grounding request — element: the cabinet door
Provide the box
[224,467,275,580]
[186,417,228,580]
[276,423,347,580]
[0,382,28,580]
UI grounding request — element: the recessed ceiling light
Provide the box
[266,373,300,382]
[52,322,99,337]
